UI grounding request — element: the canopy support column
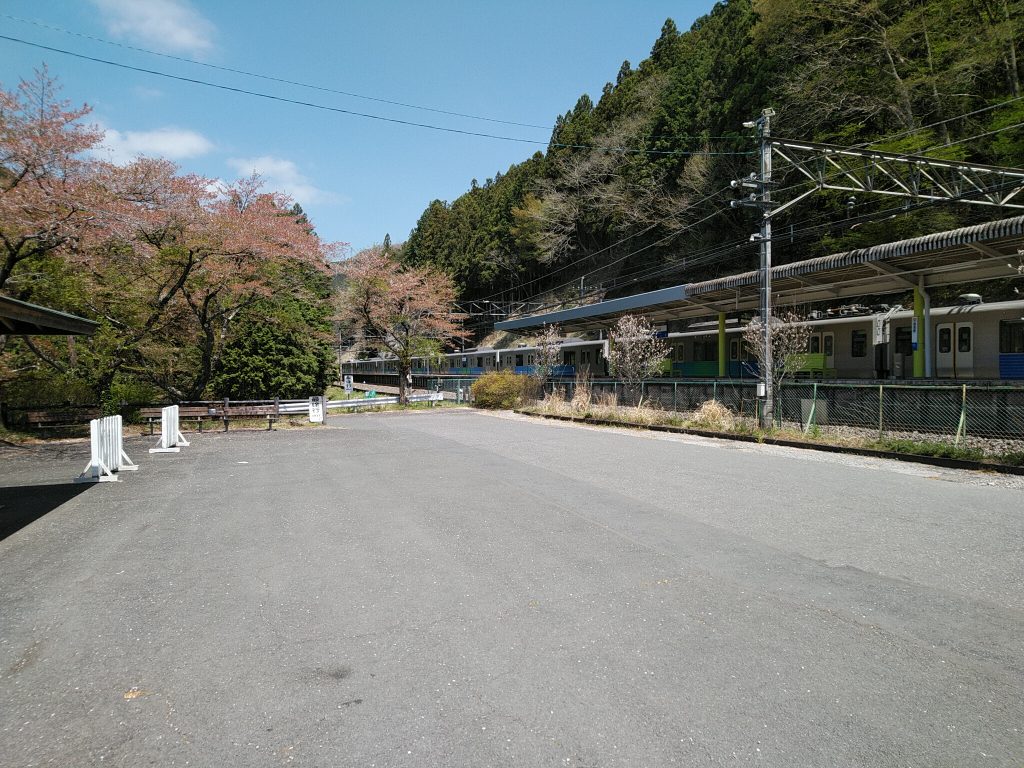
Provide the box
[718,313,727,378]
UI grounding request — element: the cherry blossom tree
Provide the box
[534,323,563,382]
[0,68,104,293]
[87,161,338,398]
[339,245,466,404]
[607,314,669,407]
[742,312,811,427]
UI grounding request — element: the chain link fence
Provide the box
[541,378,1024,456]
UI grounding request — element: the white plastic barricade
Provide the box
[75,415,139,483]
[150,405,190,453]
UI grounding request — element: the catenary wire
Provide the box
[3,14,762,146]
[1,13,554,131]
[0,34,758,158]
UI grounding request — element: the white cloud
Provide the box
[92,0,215,56]
[131,85,164,101]
[96,126,215,164]
[226,156,338,205]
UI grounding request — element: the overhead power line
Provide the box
[0,34,757,158]
[2,14,554,131]
[860,94,1024,151]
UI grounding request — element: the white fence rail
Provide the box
[150,405,190,453]
[325,392,443,410]
[76,415,138,483]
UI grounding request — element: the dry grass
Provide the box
[688,399,735,431]
[570,372,592,414]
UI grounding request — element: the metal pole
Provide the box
[760,108,774,428]
[878,384,884,439]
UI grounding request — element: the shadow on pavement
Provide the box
[0,483,92,542]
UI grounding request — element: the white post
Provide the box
[309,395,325,423]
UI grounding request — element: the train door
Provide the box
[935,322,974,378]
[808,332,835,365]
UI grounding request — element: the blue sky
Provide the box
[1,1,714,254]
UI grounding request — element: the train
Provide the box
[345,298,1024,382]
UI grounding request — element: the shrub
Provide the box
[471,371,536,409]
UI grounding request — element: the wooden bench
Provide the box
[209,403,279,431]
[139,405,217,434]
[21,408,101,430]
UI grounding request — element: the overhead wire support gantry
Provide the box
[732,114,1024,427]
[767,139,1024,214]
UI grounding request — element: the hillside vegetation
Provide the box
[401,0,1024,319]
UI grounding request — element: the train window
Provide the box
[581,351,590,364]
[824,335,834,357]
[894,327,912,355]
[939,327,951,354]
[730,340,739,361]
[851,330,867,357]
[808,336,820,354]
[693,339,717,361]
[958,326,972,353]
[1000,320,1024,353]
[515,354,524,366]
[528,354,535,365]
[563,351,576,365]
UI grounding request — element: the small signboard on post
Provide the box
[343,375,353,393]
[873,315,890,345]
[309,395,325,423]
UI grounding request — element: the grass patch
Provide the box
[872,438,985,462]
[325,386,364,400]
[996,450,1024,466]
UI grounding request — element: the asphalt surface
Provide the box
[1,409,1022,767]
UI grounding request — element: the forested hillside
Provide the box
[402,0,1024,324]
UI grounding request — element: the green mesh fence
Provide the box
[540,378,1024,455]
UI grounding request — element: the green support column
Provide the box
[913,286,925,378]
[718,312,727,378]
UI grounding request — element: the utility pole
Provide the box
[734,107,776,427]
[759,109,774,427]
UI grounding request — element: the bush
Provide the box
[471,371,537,409]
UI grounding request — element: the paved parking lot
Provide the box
[1,409,1022,766]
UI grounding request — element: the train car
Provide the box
[347,298,1024,383]
[669,299,1024,380]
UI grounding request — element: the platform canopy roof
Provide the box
[495,215,1024,333]
[0,295,99,336]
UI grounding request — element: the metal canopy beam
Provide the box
[866,260,918,289]
[0,296,98,336]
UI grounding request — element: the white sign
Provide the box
[911,317,919,351]
[309,395,325,423]
[873,315,889,345]
[343,375,353,393]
